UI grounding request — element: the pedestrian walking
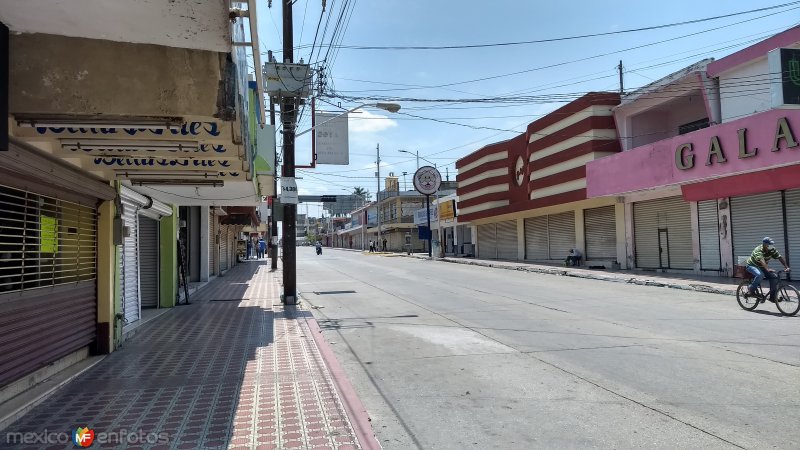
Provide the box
[369,240,374,253]
[258,238,267,259]
[382,238,387,252]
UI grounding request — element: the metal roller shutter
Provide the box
[634,197,692,269]
[0,183,99,387]
[666,198,693,269]
[548,212,575,260]
[786,189,800,271]
[698,200,721,271]
[634,199,664,269]
[209,210,218,276]
[731,192,785,271]
[477,224,497,259]
[496,220,518,260]
[220,225,229,272]
[138,216,159,308]
[584,206,616,260]
[524,216,548,260]
[120,196,140,325]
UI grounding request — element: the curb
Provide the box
[392,253,738,297]
[300,308,382,450]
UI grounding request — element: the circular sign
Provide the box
[514,156,525,187]
[413,166,442,195]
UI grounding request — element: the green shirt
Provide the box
[746,245,781,267]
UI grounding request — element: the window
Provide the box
[0,185,97,293]
[678,118,710,135]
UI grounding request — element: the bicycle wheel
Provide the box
[776,284,800,316]
[736,281,759,311]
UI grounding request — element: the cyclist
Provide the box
[745,237,790,302]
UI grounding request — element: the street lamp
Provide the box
[296,102,401,137]
[398,149,420,170]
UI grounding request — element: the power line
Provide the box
[308,2,800,51]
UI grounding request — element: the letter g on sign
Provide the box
[675,143,695,170]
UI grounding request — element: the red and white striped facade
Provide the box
[456,92,621,222]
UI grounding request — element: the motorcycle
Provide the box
[315,245,322,255]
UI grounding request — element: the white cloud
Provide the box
[348,110,399,134]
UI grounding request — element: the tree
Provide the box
[352,187,371,204]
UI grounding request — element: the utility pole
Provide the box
[281,0,297,303]
[268,52,278,271]
[446,167,449,182]
[618,60,624,96]
[376,143,381,250]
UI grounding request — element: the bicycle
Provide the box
[736,269,800,315]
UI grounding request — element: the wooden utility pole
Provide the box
[618,60,624,95]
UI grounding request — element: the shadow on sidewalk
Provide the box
[1,262,274,450]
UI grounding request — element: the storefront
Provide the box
[457,92,623,266]
[632,196,692,270]
[0,138,116,388]
[119,186,172,329]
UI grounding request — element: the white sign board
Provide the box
[413,166,442,195]
[280,177,299,204]
[315,112,350,165]
[413,205,439,225]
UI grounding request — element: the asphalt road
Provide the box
[296,248,800,450]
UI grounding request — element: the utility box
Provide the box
[264,62,312,98]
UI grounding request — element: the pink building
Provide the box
[587,26,800,276]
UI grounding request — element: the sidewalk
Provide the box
[359,249,771,296]
[0,260,378,450]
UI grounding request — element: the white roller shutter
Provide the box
[525,216,549,260]
[477,224,497,259]
[634,199,665,269]
[698,200,721,271]
[584,206,616,260]
[548,212,575,260]
[120,196,140,324]
[220,225,229,271]
[731,192,785,271]
[786,190,800,272]
[496,220,518,260]
[666,198,693,270]
[209,210,218,276]
[138,216,159,308]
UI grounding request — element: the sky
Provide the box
[255,0,800,217]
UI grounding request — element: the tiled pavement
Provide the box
[1,261,378,450]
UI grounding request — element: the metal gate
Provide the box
[524,216,548,260]
[209,209,218,276]
[786,189,800,272]
[584,206,616,260]
[731,192,786,271]
[496,220,518,260]
[120,196,140,324]
[548,212,575,261]
[477,224,497,259]
[634,197,692,269]
[138,216,159,308]
[698,200,721,271]
[220,225,229,272]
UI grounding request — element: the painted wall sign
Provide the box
[13,117,232,142]
[587,109,800,198]
[675,117,797,170]
[92,157,236,168]
[63,144,230,154]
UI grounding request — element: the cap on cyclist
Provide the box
[744,237,790,300]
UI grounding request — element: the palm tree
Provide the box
[352,187,370,205]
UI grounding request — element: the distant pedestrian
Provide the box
[565,248,582,266]
[369,240,374,252]
[258,239,267,259]
[382,238,387,252]
[246,239,253,260]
